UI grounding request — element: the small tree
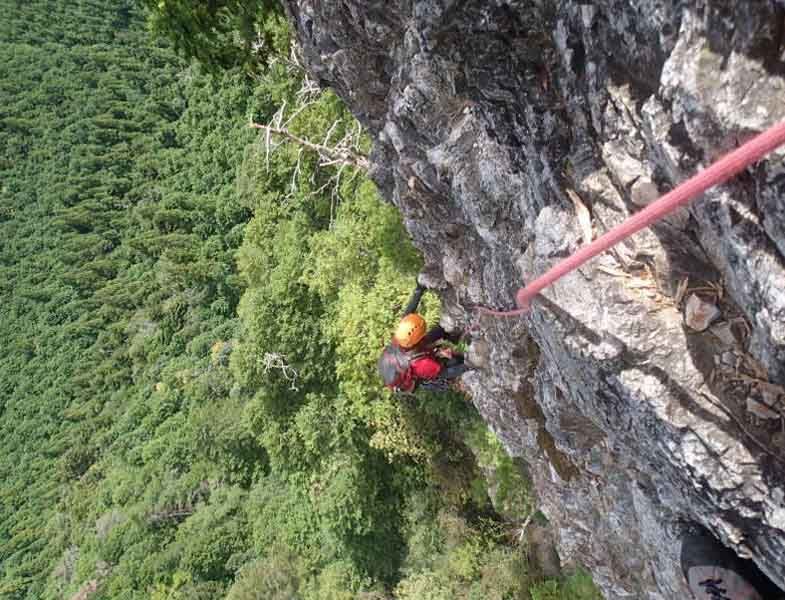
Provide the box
[141,0,283,72]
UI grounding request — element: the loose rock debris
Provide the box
[684,293,721,332]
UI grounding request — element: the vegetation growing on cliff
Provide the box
[0,1,599,598]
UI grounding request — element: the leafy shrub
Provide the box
[529,570,603,600]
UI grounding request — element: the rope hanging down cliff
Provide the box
[476,119,785,319]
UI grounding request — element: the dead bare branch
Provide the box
[250,121,369,172]
[261,352,300,392]
[147,508,195,525]
[249,77,368,211]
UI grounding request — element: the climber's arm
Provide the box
[402,283,426,317]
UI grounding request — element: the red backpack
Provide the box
[377,344,425,392]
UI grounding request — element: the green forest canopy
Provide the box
[0,1,600,598]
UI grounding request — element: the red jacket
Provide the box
[395,345,443,392]
[410,355,443,380]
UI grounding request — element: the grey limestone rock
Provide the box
[282,1,785,597]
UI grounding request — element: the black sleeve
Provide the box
[421,325,462,346]
[402,284,426,317]
[420,325,446,346]
[418,378,450,392]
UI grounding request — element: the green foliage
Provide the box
[224,549,307,600]
[529,570,603,600]
[393,495,527,600]
[0,1,274,596]
[465,425,535,521]
[303,182,422,299]
[142,0,286,72]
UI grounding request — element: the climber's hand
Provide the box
[435,346,455,360]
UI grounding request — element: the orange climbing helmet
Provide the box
[393,313,427,349]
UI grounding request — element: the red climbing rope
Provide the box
[476,119,785,319]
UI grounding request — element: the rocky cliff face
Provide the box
[282,1,785,597]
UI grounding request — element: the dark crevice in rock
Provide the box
[703,1,785,77]
[513,389,581,483]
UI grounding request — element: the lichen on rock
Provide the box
[282,1,785,597]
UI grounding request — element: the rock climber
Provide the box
[378,280,470,393]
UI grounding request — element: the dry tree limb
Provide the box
[250,121,369,171]
[512,514,533,545]
[280,39,321,102]
[566,188,593,245]
[147,508,195,525]
[261,352,300,392]
[250,81,369,211]
[291,147,304,197]
[674,277,689,306]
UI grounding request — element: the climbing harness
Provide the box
[475,119,785,320]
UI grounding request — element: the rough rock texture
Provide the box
[283,1,785,597]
